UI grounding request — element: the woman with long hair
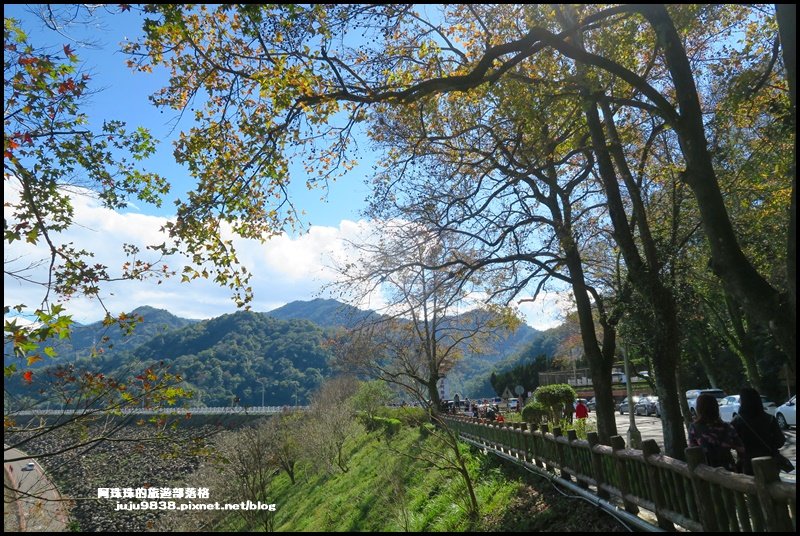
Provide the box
[732,387,786,475]
[688,393,744,471]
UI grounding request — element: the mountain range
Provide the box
[5,299,562,407]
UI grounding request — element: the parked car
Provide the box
[618,396,641,415]
[507,398,520,411]
[22,462,35,471]
[717,394,778,423]
[634,396,659,416]
[685,389,726,417]
[775,395,796,430]
[586,397,597,411]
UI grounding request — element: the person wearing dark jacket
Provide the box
[731,387,786,475]
[688,393,744,471]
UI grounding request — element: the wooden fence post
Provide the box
[685,446,717,531]
[529,424,544,468]
[587,432,608,500]
[642,439,674,530]
[752,456,792,532]
[567,430,584,488]
[540,424,552,472]
[522,425,531,463]
[552,427,570,480]
[512,423,524,459]
[611,435,638,514]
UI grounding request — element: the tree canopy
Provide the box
[4,5,795,461]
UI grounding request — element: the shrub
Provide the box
[376,406,429,426]
[521,401,547,425]
[419,422,436,438]
[382,418,401,436]
[369,416,403,437]
[533,384,577,423]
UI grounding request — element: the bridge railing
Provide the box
[443,416,795,532]
[8,406,309,417]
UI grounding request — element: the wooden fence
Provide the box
[444,416,796,532]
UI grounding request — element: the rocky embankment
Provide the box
[7,422,224,532]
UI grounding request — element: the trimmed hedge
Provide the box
[532,384,577,423]
[521,401,547,425]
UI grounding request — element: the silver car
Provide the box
[634,396,659,416]
[717,395,777,423]
[618,396,641,415]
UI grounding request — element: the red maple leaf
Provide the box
[23,370,33,384]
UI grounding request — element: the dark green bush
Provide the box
[533,384,576,422]
[521,401,547,425]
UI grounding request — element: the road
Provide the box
[607,412,797,482]
[4,446,68,532]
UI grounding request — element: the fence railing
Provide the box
[443,416,796,532]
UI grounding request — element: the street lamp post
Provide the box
[257,378,267,408]
[621,341,642,449]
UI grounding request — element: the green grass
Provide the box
[219,414,624,532]
[219,421,518,532]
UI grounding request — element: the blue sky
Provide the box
[4,5,568,330]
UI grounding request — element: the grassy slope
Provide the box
[222,420,625,532]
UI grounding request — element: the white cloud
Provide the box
[4,181,568,330]
[517,290,575,331]
[3,181,377,323]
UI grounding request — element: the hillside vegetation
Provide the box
[196,415,625,532]
[7,301,557,409]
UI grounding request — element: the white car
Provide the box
[717,395,777,422]
[775,396,796,430]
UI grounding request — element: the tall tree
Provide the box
[331,224,517,410]
[362,66,625,442]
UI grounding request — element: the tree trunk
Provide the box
[285,461,296,485]
[649,291,688,459]
[562,234,618,444]
[428,377,441,412]
[558,4,686,456]
[697,338,720,389]
[724,293,765,392]
[641,4,795,368]
[776,4,796,363]
[584,88,687,458]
